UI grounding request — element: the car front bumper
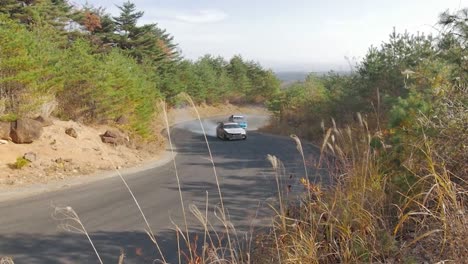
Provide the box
[226,133,245,140]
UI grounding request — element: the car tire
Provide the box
[242,135,247,140]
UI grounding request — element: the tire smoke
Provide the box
[177,119,219,137]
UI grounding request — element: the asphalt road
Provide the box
[0,116,324,263]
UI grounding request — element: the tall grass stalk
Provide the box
[0,257,15,264]
[267,154,286,231]
[290,134,315,233]
[269,115,394,263]
[183,94,235,258]
[204,191,209,263]
[161,100,192,263]
[266,110,467,263]
[394,131,466,259]
[53,206,103,264]
[290,134,308,181]
[90,137,167,263]
[272,222,282,264]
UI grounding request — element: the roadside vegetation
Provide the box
[1,1,466,263]
[10,157,29,169]
[262,8,467,263]
[0,0,280,138]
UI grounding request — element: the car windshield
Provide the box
[224,124,241,129]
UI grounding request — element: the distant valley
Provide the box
[274,71,309,82]
[275,70,350,84]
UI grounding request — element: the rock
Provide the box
[10,119,43,144]
[65,127,78,138]
[23,152,37,162]
[34,115,53,127]
[102,129,120,138]
[101,136,118,145]
[0,121,11,140]
[100,129,126,145]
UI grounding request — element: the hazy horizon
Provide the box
[76,0,465,72]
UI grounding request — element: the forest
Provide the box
[0,0,280,137]
[1,1,466,262]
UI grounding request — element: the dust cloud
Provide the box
[177,119,219,137]
[170,106,270,137]
[171,107,222,137]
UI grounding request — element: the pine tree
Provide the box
[111,1,179,63]
[0,0,72,29]
[112,1,151,61]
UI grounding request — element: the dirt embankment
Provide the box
[0,104,269,189]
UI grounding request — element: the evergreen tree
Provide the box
[0,0,71,29]
[227,55,252,95]
[438,8,468,76]
[0,15,61,115]
[111,1,179,64]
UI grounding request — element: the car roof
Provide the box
[231,115,244,118]
[222,122,240,126]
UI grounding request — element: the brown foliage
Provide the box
[157,39,172,58]
[83,12,101,33]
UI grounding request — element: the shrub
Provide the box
[12,157,30,169]
[0,113,17,122]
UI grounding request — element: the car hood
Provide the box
[223,128,246,134]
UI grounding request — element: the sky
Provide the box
[73,0,466,72]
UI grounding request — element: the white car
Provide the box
[216,122,247,140]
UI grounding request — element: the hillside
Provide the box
[0,1,280,139]
[0,1,466,264]
[0,104,269,189]
[275,71,309,82]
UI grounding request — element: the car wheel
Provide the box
[242,135,247,140]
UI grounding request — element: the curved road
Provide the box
[0,116,322,263]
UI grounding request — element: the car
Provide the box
[228,115,247,129]
[216,122,247,140]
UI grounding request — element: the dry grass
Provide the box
[45,94,465,263]
[50,96,261,264]
[53,206,104,264]
[394,133,468,263]
[0,257,14,264]
[268,117,392,263]
[161,96,259,263]
[170,94,255,264]
[265,113,467,263]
